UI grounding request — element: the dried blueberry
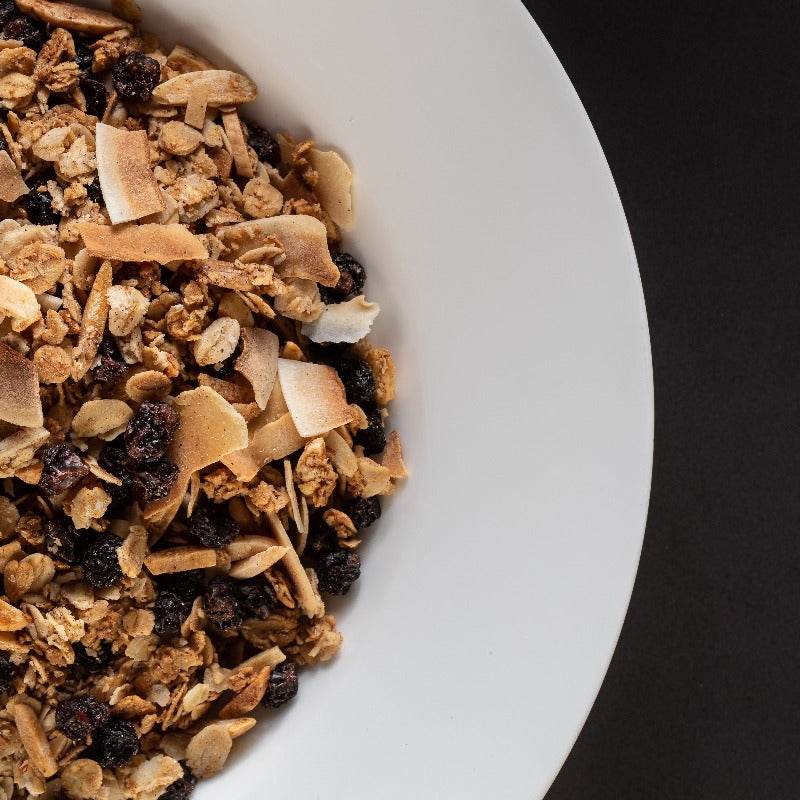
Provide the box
[73,641,114,672]
[160,769,198,800]
[316,550,361,596]
[90,717,140,767]
[354,402,386,455]
[335,357,375,405]
[92,336,127,383]
[343,496,381,529]
[44,516,87,565]
[74,37,94,72]
[81,532,123,588]
[204,576,242,631]
[38,445,90,497]
[86,175,103,204]
[153,590,191,635]
[56,696,110,740]
[305,516,339,558]
[98,443,133,513]
[79,73,107,118]
[262,661,298,708]
[236,578,277,620]
[130,456,179,504]
[0,652,14,694]
[246,122,281,167]
[125,401,179,463]
[112,52,161,104]
[23,186,59,226]
[0,0,16,28]
[188,504,238,548]
[3,16,45,50]
[320,252,367,304]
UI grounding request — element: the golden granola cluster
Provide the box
[0,1,405,797]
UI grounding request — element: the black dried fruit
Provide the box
[343,496,381,529]
[305,516,339,558]
[0,0,16,27]
[38,445,90,497]
[0,652,14,694]
[354,402,386,455]
[316,550,361,596]
[262,661,298,708]
[246,122,281,167]
[336,357,375,405]
[92,336,127,383]
[23,187,59,226]
[205,576,242,631]
[98,442,133,513]
[236,577,277,620]
[160,769,198,800]
[79,73,107,118]
[112,52,161,104]
[73,641,114,672]
[74,37,94,72]
[90,717,140,767]
[125,401,179,463]
[3,16,45,50]
[130,456,179,504]
[86,175,103,203]
[81,532,123,588]
[153,590,191,635]
[44,516,87,565]
[55,696,110,740]
[320,252,367,304]
[188,504,238,548]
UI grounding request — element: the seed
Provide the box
[112,52,161,104]
[38,445,90,497]
[261,661,298,708]
[316,550,361,596]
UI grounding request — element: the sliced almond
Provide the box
[96,123,166,224]
[118,524,148,578]
[0,342,43,428]
[217,215,340,286]
[185,723,233,779]
[71,398,132,439]
[0,597,28,631]
[144,546,218,575]
[234,327,278,410]
[184,83,208,130]
[225,535,280,561]
[15,0,133,33]
[71,260,112,381]
[152,70,257,107]
[228,546,288,579]
[78,222,209,264]
[0,149,27,202]
[283,458,304,541]
[13,702,58,778]
[307,147,353,229]
[324,428,358,478]
[221,110,253,178]
[222,412,306,482]
[266,512,322,617]
[218,667,270,718]
[166,44,216,74]
[301,295,380,344]
[0,275,41,332]
[213,716,256,739]
[277,358,353,437]
[381,430,408,479]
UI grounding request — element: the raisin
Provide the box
[305,516,339,558]
[160,769,198,800]
[188,504,238,548]
[55,696,110,740]
[153,590,191,635]
[92,336,127,383]
[204,576,242,631]
[125,401,179,463]
[354,402,386,455]
[0,652,14,694]
[23,187,59,226]
[97,443,133,514]
[86,175,103,203]
[73,641,114,672]
[335,357,375,405]
[81,532,123,588]
[0,0,16,27]
[79,73,107,118]
[343,496,381,529]
[112,52,161,104]
[44,516,87,565]
[38,445,90,497]
[3,16,45,50]
[130,456,179,504]
[89,718,140,767]
[316,551,361,596]
[246,122,281,167]
[236,577,277,620]
[262,661,298,708]
[319,252,367,304]
[74,37,94,72]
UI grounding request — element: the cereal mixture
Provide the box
[0,0,406,796]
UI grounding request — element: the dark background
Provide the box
[521,2,800,799]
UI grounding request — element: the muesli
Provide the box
[0,1,406,796]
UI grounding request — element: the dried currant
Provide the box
[86,175,103,203]
[72,641,114,672]
[205,576,242,631]
[0,0,16,27]
[3,16,45,50]
[44,516,87,565]
[89,718,140,767]
[98,442,133,513]
[305,516,339,558]
[125,401,179,463]
[262,661,298,708]
[79,73,108,118]
[335,357,375,405]
[236,577,277,620]
[246,122,281,167]
[23,186,59,226]
[343,496,381,529]
[92,336,127,383]
[354,401,386,455]
[55,696,110,740]
[153,571,204,635]
[112,52,161,104]
[74,37,94,72]
[0,652,14,694]
[188,504,239,548]
[319,252,367,304]
[130,456,179,504]
[38,445,90,497]
[160,769,198,800]
[81,532,123,588]
[316,550,361,596]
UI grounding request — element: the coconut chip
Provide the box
[152,70,257,107]
[0,342,43,428]
[96,123,166,224]
[78,222,209,263]
[324,428,358,478]
[277,358,353,437]
[381,430,408,479]
[234,327,279,410]
[144,546,218,576]
[15,0,133,33]
[301,295,380,344]
[0,149,28,202]
[0,275,41,332]
[307,147,353,229]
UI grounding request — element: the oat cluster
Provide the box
[0,1,406,797]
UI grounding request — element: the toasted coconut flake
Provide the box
[324,428,358,478]
[109,0,141,22]
[0,275,41,332]
[0,342,43,428]
[234,327,278,409]
[144,546,218,575]
[277,358,353,437]
[221,110,253,178]
[301,295,380,344]
[152,70,257,107]
[0,149,27,202]
[228,547,288,579]
[194,259,257,291]
[78,222,209,263]
[358,456,393,497]
[96,123,166,224]
[266,512,322,617]
[381,430,408,479]
[307,147,353,229]
[71,398,132,440]
[15,0,133,33]
[71,260,112,381]
[184,83,209,129]
[217,215,340,286]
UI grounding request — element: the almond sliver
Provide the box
[0,150,28,202]
[0,342,43,428]
[15,0,133,33]
[0,276,41,332]
[152,70,257,107]
[234,327,279,410]
[301,295,379,344]
[96,123,166,224]
[307,147,353,230]
[78,222,209,264]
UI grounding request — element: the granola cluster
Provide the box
[0,1,406,797]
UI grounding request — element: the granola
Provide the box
[0,2,406,797]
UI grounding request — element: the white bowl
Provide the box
[127,1,652,796]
